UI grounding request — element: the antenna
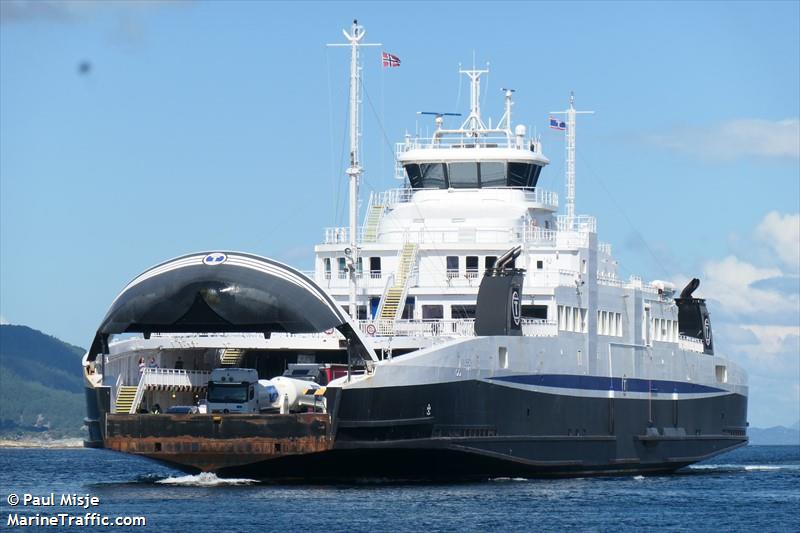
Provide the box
[418,111,462,131]
[458,64,490,134]
[498,88,516,132]
[550,91,594,229]
[327,20,381,319]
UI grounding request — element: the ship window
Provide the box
[446,256,459,278]
[522,305,548,320]
[536,260,543,270]
[337,257,347,279]
[530,165,543,187]
[498,346,508,369]
[715,365,727,383]
[324,258,331,279]
[466,256,479,278]
[508,162,531,187]
[405,163,447,189]
[480,162,506,187]
[448,162,479,188]
[422,305,443,319]
[485,256,497,269]
[451,304,476,319]
[401,297,415,320]
[369,257,381,277]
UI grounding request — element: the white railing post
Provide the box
[129,368,148,414]
[112,373,123,410]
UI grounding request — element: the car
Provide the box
[165,405,198,414]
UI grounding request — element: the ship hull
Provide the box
[88,379,747,480]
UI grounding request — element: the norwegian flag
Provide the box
[382,52,401,68]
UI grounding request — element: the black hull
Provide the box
[215,438,746,481]
[88,378,747,481]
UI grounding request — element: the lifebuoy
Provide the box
[366,323,377,336]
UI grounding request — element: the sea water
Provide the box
[1,445,797,532]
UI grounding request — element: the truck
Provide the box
[205,368,323,414]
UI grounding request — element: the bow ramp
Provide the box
[86,251,376,362]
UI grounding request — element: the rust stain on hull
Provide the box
[104,413,332,472]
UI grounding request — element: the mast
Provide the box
[329,20,380,319]
[551,92,593,228]
[459,67,489,134]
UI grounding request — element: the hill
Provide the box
[748,424,800,446]
[0,325,86,439]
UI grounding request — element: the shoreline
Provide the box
[0,438,84,449]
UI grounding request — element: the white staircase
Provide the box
[376,243,419,327]
[362,202,385,243]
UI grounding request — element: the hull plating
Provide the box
[89,380,747,480]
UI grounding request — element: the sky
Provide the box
[1,1,798,427]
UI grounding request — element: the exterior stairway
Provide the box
[220,348,244,366]
[362,204,385,243]
[378,243,418,321]
[114,386,138,414]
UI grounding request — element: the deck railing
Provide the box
[355,318,558,338]
[129,368,211,414]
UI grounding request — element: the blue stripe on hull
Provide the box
[488,374,726,394]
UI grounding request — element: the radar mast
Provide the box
[551,92,593,228]
[328,20,380,319]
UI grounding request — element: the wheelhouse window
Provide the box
[448,162,479,189]
[479,162,505,187]
[508,162,531,187]
[485,256,497,269]
[406,160,543,189]
[337,257,347,279]
[405,163,447,189]
[324,258,331,279]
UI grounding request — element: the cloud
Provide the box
[756,211,800,270]
[695,210,800,326]
[699,255,792,320]
[0,0,191,25]
[690,211,800,426]
[750,276,800,294]
[0,0,72,24]
[649,118,800,159]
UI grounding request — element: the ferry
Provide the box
[82,21,748,479]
